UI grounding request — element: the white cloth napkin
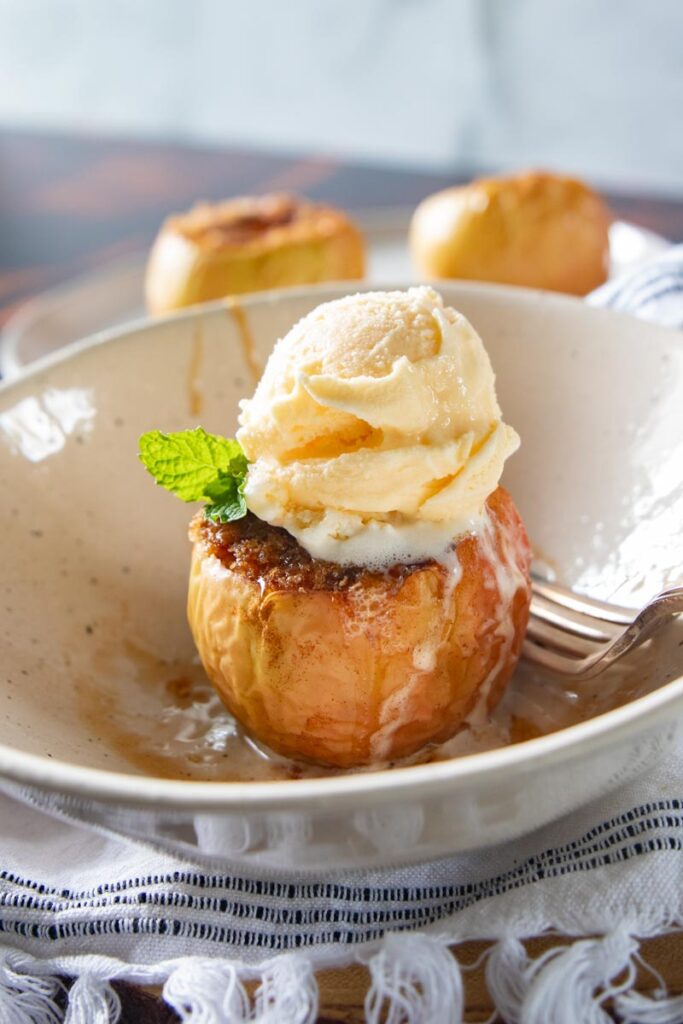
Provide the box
[1,247,682,1024]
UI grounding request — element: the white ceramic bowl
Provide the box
[0,282,681,872]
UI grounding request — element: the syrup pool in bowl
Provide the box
[73,592,660,784]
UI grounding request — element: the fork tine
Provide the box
[531,592,621,642]
[525,616,602,657]
[523,584,683,680]
[522,637,586,675]
[531,577,634,625]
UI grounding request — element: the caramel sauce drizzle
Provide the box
[186,323,204,417]
[225,296,262,385]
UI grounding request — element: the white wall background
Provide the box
[0,0,681,195]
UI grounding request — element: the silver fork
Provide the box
[523,577,683,679]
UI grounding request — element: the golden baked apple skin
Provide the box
[410,171,611,296]
[187,487,532,768]
[145,193,365,314]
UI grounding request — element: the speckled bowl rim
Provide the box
[1,281,681,812]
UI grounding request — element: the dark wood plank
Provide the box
[1,128,682,326]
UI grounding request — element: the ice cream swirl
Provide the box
[237,286,519,566]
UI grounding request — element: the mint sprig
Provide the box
[139,428,249,523]
[203,474,247,523]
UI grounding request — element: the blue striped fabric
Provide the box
[589,243,683,328]
[0,799,681,956]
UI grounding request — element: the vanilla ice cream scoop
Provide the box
[237,286,519,566]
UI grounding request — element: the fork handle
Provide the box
[606,585,683,665]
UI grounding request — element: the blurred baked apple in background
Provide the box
[410,170,611,295]
[145,193,365,314]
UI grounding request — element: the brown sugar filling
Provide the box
[174,195,301,247]
[190,511,424,593]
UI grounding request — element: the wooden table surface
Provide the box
[2,129,683,1023]
[2,128,683,329]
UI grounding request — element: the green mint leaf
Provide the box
[139,428,248,504]
[203,473,238,503]
[205,477,248,523]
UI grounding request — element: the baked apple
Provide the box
[188,489,530,768]
[145,193,365,314]
[410,170,611,295]
[140,287,531,769]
